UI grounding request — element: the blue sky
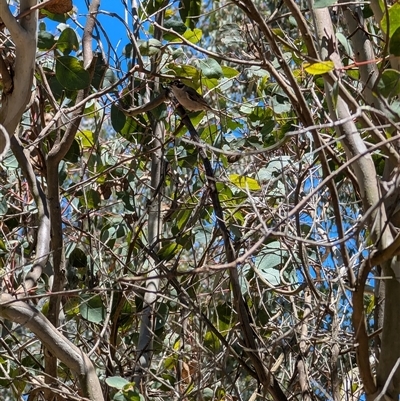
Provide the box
[74,0,126,47]
[44,1,129,64]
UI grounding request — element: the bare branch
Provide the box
[0,294,104,401]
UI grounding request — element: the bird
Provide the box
[169,80,213,112]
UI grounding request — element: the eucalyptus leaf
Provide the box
[56,56,90,90]
[80,295,105,324]
[195,58,223,79]
[56,27,79,55]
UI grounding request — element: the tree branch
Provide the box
[0,294,104,400]
[174,101,287,401]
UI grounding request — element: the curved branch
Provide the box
[0,294,104,400]
[0,0,38,136]
[0,123,10,160]
[0,3,26,43]
[10,137,50,294]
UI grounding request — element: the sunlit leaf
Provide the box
[381,2,400,37]
[204,331,220,352]
[304,61,335,75]
[229,174,261,190]
[106,376,131,390]
[167,63,200,79]
[64,298,80,318]
[157,242,183,261]
[221,66,239,78]
[183,28,202,43]
[76,129,95,148]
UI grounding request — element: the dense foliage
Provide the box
[1,0,400,400]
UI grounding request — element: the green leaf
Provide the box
[138,39,162,56]
[202,388,214,400]
[106,376,131,390]
[76,129,95,148]
[271,97,292,114]
[362,4,374,18]
[120,117,141,138]
[221,66,239,78]
[183,28,202,44]
[0,199,7,216]
[1,151,18,169]
[56,56,90,90]
[122,385,141,401]
[216,303,233,333]
[204,331,220,352]
[257,156,292,181]
[64,139,81,163]
[123,43,133,58]
[163,19,187,40]
[80,295,105,323]
[390,27,400,56]
[69,247,87,268]
[313,0,337,8]
[381,2,400,37]
[80,189,101,209]
[179,0,201,29]
[336,32,352,57]
[58,160,68,184]
[38,30,55,50]
[175,208,192,230]
[157,242,183,261]
[111,104,127,133]
[247,66,270,79]
[56,27,79,55]
[155,303,169,331]
[254,241,289,285]
[195,58,223,79]
[167,63,200,80]
[40,9,69,22]
[164,19,187,34]
[92,55,116,90]
[304,61,335,75]
[229,174,261,191]
[376,69,400,98]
